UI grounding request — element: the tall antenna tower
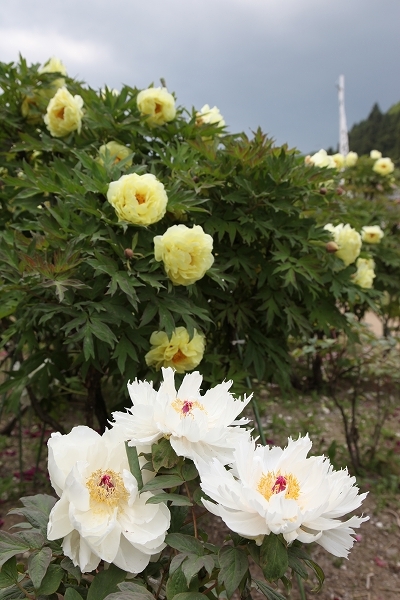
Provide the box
[337,75,349,155]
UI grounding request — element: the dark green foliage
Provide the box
[349,102,400,163]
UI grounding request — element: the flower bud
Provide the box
[326,241,339,253]
[124,248,134,259]
[336,187,344,195]
[319,187,327,195]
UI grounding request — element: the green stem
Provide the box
[235,335,266,445]
[296,573,307,600]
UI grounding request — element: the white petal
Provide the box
[113,534,151,574]
[47,494,73,540]
[62,530,100,573]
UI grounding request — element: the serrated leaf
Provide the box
[165,534,204,556]
[28,546,52,589]
[218,546,248,599]
[259,534,288,581]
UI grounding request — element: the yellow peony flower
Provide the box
[107,173,167,226]
[370,149,382,160]
[137,87,176,127]
[324,223,362,266]
[145,327,205,373]
[372,157,395,176]
[98,141,132,166]
[307,149,335,168]
[39,57,67,76]
[361,225,384,244]
[344,151,358,167]
[353,258,375,289]
[332,153,345,169]
[196,104,225,127]
[154,224,214,286]
[44,87,84,137]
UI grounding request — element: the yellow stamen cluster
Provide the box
[86,469,128,507]
[257,472,300,502]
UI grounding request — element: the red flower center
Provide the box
[99,474,114,489]
[271,475,287,494]
[182,400,193,415]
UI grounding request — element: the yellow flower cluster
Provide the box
[145,327,205,373]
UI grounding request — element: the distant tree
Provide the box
[349,102,400,163]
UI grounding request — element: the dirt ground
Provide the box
[1,390,400,600]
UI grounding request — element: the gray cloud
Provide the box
[1,0,399,152]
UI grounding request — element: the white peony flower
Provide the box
[111,367,252,465]
[198,435,368,558]
[47,426,170,573]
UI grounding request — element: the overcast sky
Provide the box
[1,0,399,154]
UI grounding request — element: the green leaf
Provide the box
[64,589,85,600]
[0,531,44,568]
[125,443,143,490]
[173,595,207,600]
[152,438,179,471]
[259,534,288,581]
[87,564,127,600]
[253,579,287,600]
[36,563,63,595]
[28,546,52,589]
[141,474,183,492]
[0,557,18,589]
[7,494,56,536]
[181,462,198,482]
[112,582,156,600]
[60,557,82,583]
[166,567,189,600]
[181,555,215,585]
[287,546,309,580]
[165,534,204,556]
[218,546,248,599]
[146,493,192,506]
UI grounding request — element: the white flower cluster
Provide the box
[48,368,368,575]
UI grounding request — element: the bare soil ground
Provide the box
[1,388,400,600]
